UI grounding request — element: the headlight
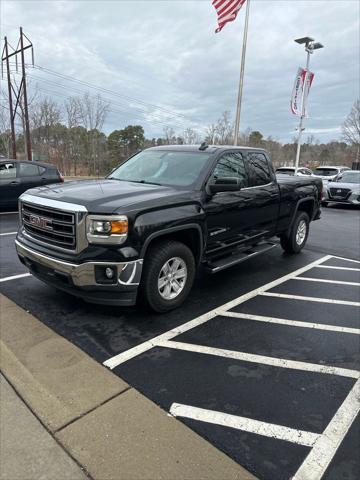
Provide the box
[86,215,128,244]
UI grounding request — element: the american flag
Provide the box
[212,0,247,33]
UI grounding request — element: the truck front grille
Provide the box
[22,202,76,251]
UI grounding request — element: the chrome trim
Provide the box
[241,181,274,191]
[20,193,87,212]
[19,195,89,255]
[15,240,143,287]
[86,214,128,245]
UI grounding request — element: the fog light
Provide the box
[105,267,114,279]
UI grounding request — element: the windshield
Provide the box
[337,171,360,184]
[314,168,338,177]
[108,150,212,187]
[276,168,295,175]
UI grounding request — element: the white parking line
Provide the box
[316,265,360,272]
[0,273,31,283]
[221,311,360,335]
[103,254,334,369]
[0,231,17,236]
[331,256,360,264]
[294,379,360,480]
[294,277,360,287]
[261,292,360,307]
[170,403,321,447]
[160,340,360,379]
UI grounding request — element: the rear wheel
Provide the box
[280,212,309,254]
[322,201,329,207]
[140,240,195,312]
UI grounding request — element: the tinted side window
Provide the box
[19,163,40,177]
[247,153,272,187]
[0,162,16,178]
[213,153,247,188]
[38,166,46,175]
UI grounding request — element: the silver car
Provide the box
[323,170,360,206]
[313,165,350,184]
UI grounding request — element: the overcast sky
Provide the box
[1,0,359,143]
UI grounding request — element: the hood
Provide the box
[23,179,191,213]
[327,181,360,192]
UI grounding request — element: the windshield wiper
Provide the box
[107,178,162,186]
[132,179,162,186]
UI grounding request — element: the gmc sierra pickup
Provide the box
[15,145,322,312]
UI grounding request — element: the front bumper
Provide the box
[15,239,143,306]
[324,192,360,205]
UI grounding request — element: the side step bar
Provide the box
[205,242,277,274]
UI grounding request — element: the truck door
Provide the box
[204,151,279,256]
[244,151,279,237]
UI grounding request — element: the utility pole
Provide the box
[20,27,32,161]
[234,0,251,146]
[1,27,34,160]
[294,37,324,169]
[2,37,17,158]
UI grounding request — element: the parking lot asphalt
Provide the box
[1,204,359,480]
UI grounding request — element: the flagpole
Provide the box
[234,0,251,146]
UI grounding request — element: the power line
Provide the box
[4,65,206,135]
[25,73,196,132]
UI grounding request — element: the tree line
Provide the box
[0,94,358,176]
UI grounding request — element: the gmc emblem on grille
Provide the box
[28,214,53,230]
[336,189,342,193]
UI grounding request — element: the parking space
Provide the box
[1,210,359,480]
[103,254,360,480]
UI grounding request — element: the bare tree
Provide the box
[69,93,110,174]
[183,128,200,145]
[342,99,360,147]
[0,107,11,157]
[163,126,176,145]
[205,123,217,144]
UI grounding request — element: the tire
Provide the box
[280,211,310,254]
[139,240,196,313]
[322,201,328,207]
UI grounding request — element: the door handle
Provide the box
[10,181,20,185]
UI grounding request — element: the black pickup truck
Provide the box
[15,145,322,312]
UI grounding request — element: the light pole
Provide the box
[294,37,324,169]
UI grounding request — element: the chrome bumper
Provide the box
[15,239,143,287]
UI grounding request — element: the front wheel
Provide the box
[139,240,195,312]
[280,212,310,254]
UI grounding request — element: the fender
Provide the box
[140,223,204,263]
[287,197,316,234]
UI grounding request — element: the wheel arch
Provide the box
[140,224,204,265]
[288,198,315,234]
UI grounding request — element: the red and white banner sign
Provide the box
[291,67,315,116]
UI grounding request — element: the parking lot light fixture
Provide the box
[294,37,324,169]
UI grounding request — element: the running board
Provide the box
[205,242,277,274]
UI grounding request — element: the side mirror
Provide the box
[209,177,241,194]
